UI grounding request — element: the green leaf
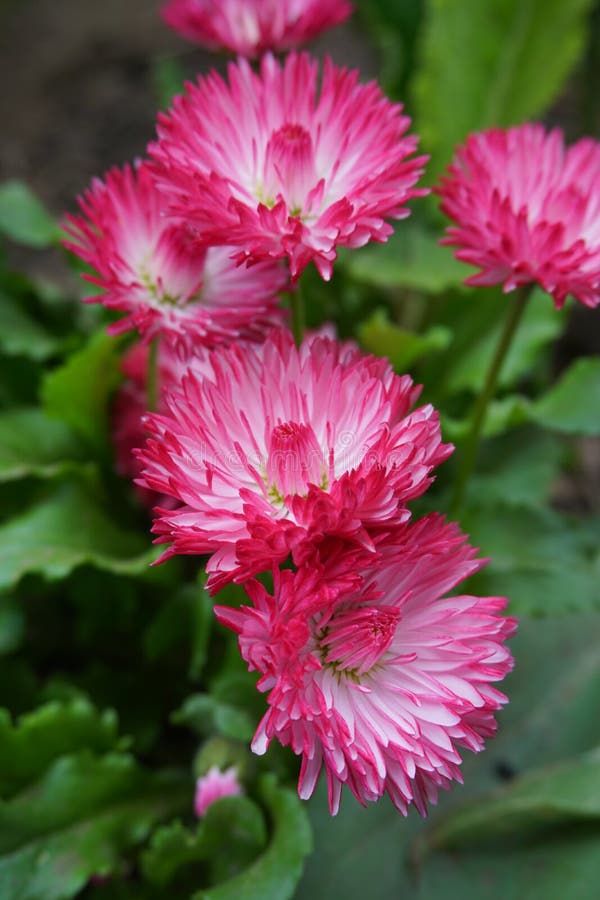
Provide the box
[0,699,119,798]
[0,596,24,656]
[142,796,267,888]
[531,358,600,436]
[0,181,61,248]
[194,776,312,900]
[358,0,425,98]
[42,331,122,453]
[418,748,600,853]
[0,752,189,900]
[413,0,596,178]
[0,482,157,590]
[152,56,187,110]
[461,503,599,616]
[296,613,600,900]
[343,222,466,294]
[442,289,563,394]
[0,290,64,362]
[467,429,564,507]
[443,394,532,442]
[0,409,85,483]
[143,583,213,679]
[173,694,255,743]
[358,309,451,372]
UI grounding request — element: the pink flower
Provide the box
[194,766,243,817]
[437,124,600,308]
[138,330,451,591]
[216,518,517,815]
[63,162,287,351]
[150,52,428,280]
[161,0,353,56]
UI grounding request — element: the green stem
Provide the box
[449,285,533,517]
[147,338,160,413]
[289,283,306,347]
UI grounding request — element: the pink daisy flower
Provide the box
[194,766,243,817]
[437,124,600,308]
[150,52,428,280]
[138,329,451,591]
[217,518,517,815]
[63,162,287,351]
[161,0,353,57]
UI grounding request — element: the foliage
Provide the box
[0,0,599,896]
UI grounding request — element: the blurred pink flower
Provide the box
[150,52,428,280]
[194,766,243,817]
[161,0,353,56]
[63,162,287,351]
[138,329,451,591]
[437,124,600,308]
[217,517,517,815]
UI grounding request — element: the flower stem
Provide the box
[289,283,306,347]
[147,338,160,413]
[449,285,533,516]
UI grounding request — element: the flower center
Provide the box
[266,420,326,499]
[262,124,318,215]
[319,606,401,677]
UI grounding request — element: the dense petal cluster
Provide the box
[437,124,600,308]
[138,329,451,590]
[162,0,353,56]
[216,517,516,815]
[194,766,243,817]
[63,162,287,350]
[150,52,428,280]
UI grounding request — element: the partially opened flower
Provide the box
[162,0,353,56]
[63,162,287,350]
[138,329,451,591]
[150,52,428,280]
[437,124,600,308]
[217,517,517,815]
[194,766,243,817]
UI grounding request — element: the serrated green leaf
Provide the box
[413,0,595,178]
[358,308,451,372]
[0,752,189,900]
[42,331,122,453]
[0,699,119,798]
[343,223,465,293]
[531,358,600,436]
[0,409,85,483]
[0,290,64,362]
[0,181,61,248]
[461,503,599,616]
[0,482,157,590]
[173,694,255,743]
[142,795,267,888]
[194,776,312,900]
